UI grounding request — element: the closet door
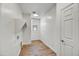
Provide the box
[60,3,79,56]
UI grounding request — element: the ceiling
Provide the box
[19,3,56,17]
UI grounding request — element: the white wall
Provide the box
[22,14,31,45]
[40,4,72,55]
[40,5,60,55]
[31,19,40,40]
[0,3,23,56]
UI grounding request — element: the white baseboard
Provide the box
[41,39,59,56]
[18,46,21,56]
[22,41,31,45]
[31,39,40,40]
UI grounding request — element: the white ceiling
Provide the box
[19,3,56,16]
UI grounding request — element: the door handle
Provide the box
[61,40,64,42]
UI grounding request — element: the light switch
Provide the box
[17,35,19,40]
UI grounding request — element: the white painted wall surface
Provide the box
[40,4,72,55]
[22,14,31,45]
[31,19,40,40]
[40,5,60,55]
[0,3,23,56]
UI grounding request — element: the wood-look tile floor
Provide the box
[19,40,56,56]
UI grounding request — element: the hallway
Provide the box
[19,40,56,56]
[0,3,79,56]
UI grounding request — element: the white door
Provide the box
[60,3,79,56]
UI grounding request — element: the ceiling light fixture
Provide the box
[32,11,39,17]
